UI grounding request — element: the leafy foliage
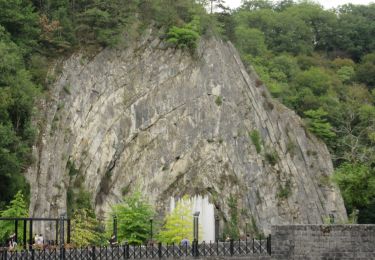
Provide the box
[249,130,262,153]
[0,26,37,208]
[223,195,239,240]
[71,208,105,247]
[0,191,28,242]
[167,17,201,51]
[332,163,375,215]
[304,108,336,141]
[157,196,195,244]
[231,0,375,222]
[109,192,154,245]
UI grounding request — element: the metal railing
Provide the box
[1,236,271,259]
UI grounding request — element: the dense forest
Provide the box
[0,0,374,227]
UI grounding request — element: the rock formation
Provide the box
[26,30,347,235]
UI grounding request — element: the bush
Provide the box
[277,180,292,199]
[215,96,223,106]
[167,17,200,51]
[249,130,262,153]
[265,150,279,166]
[71,208,105,246]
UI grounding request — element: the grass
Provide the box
[277,180,292,199]
[286,139,297,156]
[249,130,262,153]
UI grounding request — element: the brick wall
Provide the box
[271,225,375,259]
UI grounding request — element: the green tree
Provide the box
[0,0,40,55]
[0,27,37,207]
[157,197,195,244]
[337,66,355,84]
[109,192,154,245]
[295,67,332,96]
[332,163,375,214]
[0,191,28,242]
[330,85,374,164]
[234,27,267,56]
[71,208,105,246]
[335,4,375,60]
[304,108,336,141]
[356,53,375,89]
[239,0,273,11]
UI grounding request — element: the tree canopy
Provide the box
[109,191,155,245]
[157,197,197,244]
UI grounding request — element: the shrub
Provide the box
[277,180,292,199]
[265,150,279,166]
[249,130,262,153]
[167,17,200,51]
[215,96,223,106]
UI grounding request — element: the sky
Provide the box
[225,0,374,9]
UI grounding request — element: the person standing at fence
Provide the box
[36,234,44,247]
[7,234,17,251]
[180,238,190,246]
[108,234,118,246]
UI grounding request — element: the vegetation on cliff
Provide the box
[0,0,374,225]
[225,0,375,223]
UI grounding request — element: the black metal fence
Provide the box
[0,237,271,259]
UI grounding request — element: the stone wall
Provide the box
[271,225,375,259]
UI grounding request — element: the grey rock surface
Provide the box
[26,31,347,235]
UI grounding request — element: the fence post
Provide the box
[113,216,118,241]
[125,243,130,259]
[31,248,35,260]
[14,220,18,243]
[158,243,162,258]
[246,237,248,254]
[55,220,59,245]
[267,234,271,255]
[23,220,27,249]
[59,214,65,260]
[92,246,96,260]
[62,247,66,260]
[192,239,199,257]
[230,239,234,256]
[67,219,71,244]
[29,220,33,250]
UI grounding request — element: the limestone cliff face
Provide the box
[26,31,347,234]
